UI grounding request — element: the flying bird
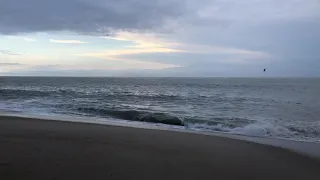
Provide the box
[263,68,266,72]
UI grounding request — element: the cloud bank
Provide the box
[0,0,188,35]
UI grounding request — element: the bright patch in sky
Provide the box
[49,39,88,44]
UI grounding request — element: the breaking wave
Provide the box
[77,107,184,126]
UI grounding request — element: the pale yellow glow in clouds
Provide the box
[79,31,269,67]
[78,31,182,69]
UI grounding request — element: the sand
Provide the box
[0,116,320,180]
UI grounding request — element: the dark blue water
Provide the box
[1,77,319,142]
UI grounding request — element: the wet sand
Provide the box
[1,116,320,180]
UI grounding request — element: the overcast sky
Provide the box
[0,0,319,77]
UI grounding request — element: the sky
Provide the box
[0,0,320,77]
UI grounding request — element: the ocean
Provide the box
[1,77,319,142]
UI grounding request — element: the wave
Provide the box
[186,121,320,142]
[76,107,299,139]
[76,107,253,128]
[77,107,184,126]
[0,88,185,100]
[186,121,297,138]
[74,107,320,141]
[0,89,52,98]
[288,125,320,137]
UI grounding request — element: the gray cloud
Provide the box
[0,0,188,35]
[0,50,21,55]
[0,62,22,66]
[2,0,318,35]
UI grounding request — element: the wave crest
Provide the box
[77,107,184,126]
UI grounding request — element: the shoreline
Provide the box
[1,113,320,159]
[1,115,320,179]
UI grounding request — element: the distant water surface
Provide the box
[1,77,319,142]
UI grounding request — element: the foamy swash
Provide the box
[1,77,320,142]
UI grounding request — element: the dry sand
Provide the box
[1,116,320,180]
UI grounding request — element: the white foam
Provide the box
[186,120,307,141]
[233,121,296,138]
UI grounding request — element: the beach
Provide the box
[1,116,320,180]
